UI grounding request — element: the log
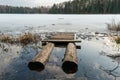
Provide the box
[28,43,54,72]
[62,43,78,74]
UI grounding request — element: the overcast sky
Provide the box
[0,0,71,7]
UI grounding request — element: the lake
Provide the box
[0,14,120,33]
[0,14,120,80]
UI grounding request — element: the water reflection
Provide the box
[100,54,120,80]
[1,39,120,80]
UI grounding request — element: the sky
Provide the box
[0,0,70,7]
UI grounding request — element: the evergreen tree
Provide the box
[49,0,120,14]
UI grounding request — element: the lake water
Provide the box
[0,14,120,80]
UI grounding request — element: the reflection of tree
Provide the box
[82,67,97,80]
[100,62,120,80]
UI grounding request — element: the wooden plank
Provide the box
[41,42,81,49]
[50,33,74,40]
[55,45,81,49]
[62,43,78,74]
[41,40,81,42]
[28,43,54,72]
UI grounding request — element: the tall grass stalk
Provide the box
[107,20,120,51]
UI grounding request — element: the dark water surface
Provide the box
[0,39,120,80]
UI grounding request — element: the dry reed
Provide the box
[114,36,120,44]
[0,32,41,45]
[107,20,120,31]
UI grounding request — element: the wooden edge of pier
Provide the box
[41,40,81,43]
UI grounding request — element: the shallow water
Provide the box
[0,36,120,80]
[0,14,120,80]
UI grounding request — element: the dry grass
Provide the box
[0,32,41,45]
[114,36,120,44]
[107,20,120,31]
[19,32,40,45]
[107,20,120,44]
[0,34,13,43]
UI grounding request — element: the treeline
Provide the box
[49,0,120,14]
[0,0,120,14]
[0,5,49,13]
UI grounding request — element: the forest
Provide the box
[49,0,120,14]
[0,0,120,14]
[0,5,49,13]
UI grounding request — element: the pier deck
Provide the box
[42,32,81,43]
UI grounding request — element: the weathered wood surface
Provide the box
[50,33,74,40]
[28,43,54,71]
[62,43,78,74]
[42,33,81,47]
[41,40,81,42]
[55,45,81,49]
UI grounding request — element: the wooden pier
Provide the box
[42,32,81,46]
[28,32,81,73]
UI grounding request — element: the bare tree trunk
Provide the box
[28,43,54,72]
